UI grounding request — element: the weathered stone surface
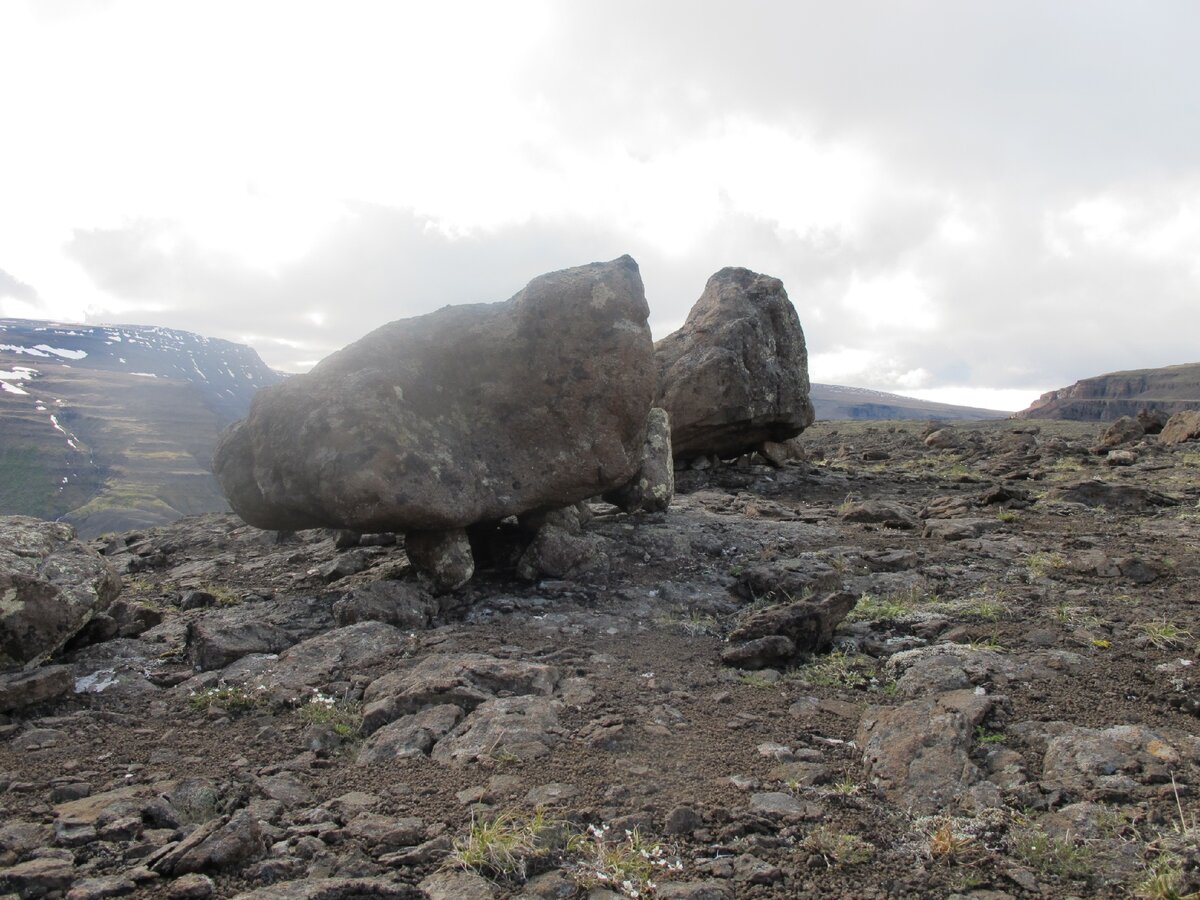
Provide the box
[515,526,608,581]
[886,645,1083,699]
[418,871,498,900]
[1041,724,1180,800]
[185,595,337,672]
[1161,409,1200,445]
[857,690,992,815]
[723,592,856,669]
[331,581,437,630]
[356,704,464,765]
[361,652,558,734]
[655,267,812,460]
[0,856,76,897]
[924,428,959,450]
[167,873,215,899]
[214,256,655,534]
[67,872,140,899]
[0,517,122,671]
[0,664,72,712]
[431,695,562,766]
[720,635,795,669]
[838,500,919,529]
[1045,480,1179,511]
[0,822,54,858]
[404,529,473,593]
[210,622,411,704]
[152,809,265,875]
[232,877,424,900]
[603,407,674,513]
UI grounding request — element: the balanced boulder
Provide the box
[214,256,656,542]
[0,517,122,671]
[655,267,813,460]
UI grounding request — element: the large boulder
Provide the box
[655,267,813,460]
[1095,415,1144,450]
[214,256,655,535]
[0,517,122,671]
[1161,409,1200,445]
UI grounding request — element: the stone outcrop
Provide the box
[214,256,655,538]
[1095,415,1144,450]
[721,592,856,670]
[857,690,993,815]
[655,267,813,460]
[0,516,121,671]
[1017,362,1200,421]
[1161,409,1200,445]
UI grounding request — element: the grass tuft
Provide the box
[297,692,363,737]
[188,685,257,714]
[803,825,873,866]
[1008,825,1093,880]
[1134,620,1194,650]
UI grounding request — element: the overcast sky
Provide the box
[4,1,1200,411]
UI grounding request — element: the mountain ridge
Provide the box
[0,318,283,536]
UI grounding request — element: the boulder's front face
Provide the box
[214,256,655,533]
[0,516,122,671]
[655,267,813,460]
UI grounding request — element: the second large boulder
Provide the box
[655,267,813,460]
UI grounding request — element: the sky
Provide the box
[3,1,1200,412]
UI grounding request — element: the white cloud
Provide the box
[841,271,938,331]
[3,1,1200,402]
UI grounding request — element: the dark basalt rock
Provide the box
[655,267,813,461]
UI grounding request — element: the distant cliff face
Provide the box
[1016,363,1200,421]
[0,318,283,536]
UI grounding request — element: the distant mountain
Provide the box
[0,318,283,536]
[810,383,1009,421]
[1016,363,1200,421]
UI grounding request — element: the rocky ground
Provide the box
[3,418,1200,899]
